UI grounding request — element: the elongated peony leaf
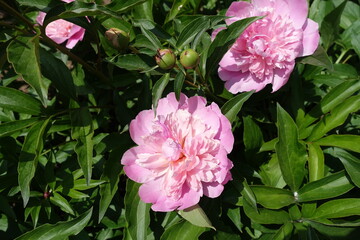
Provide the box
[221,91,253,123]
[160,220,207,240]
[297,171,354,202]
[275,104,307,192]
[18,119,51,207]
[0,87,43,115]
[178,204,214,230]
[15,208,92,240]
[124,180,151,240]
[7,36,48,106]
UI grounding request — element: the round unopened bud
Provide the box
[105,28,129,51]
[155,49,176,70]
[180,49,200,69]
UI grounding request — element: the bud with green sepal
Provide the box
[105,28,130,51]
[155,49,176,70]
[180,49,200,69]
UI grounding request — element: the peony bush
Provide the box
[0,0,360,239]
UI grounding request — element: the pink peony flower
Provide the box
[36,0,85,49]
[121,93,234,211]
[217,0,320,93]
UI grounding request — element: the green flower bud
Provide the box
[155,49,176,70]
[180,49,200,69]
[105,28,129,51]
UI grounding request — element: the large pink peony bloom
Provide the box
[121,93,234,211]
[36,0,85,49]
[217,0,320,93]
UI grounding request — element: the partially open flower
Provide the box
[36,0,85,49]
[105,28,130,51]
[155,49,176,70]
[121,93,234,211]
[180,49,200,69]
[215,0,320,93]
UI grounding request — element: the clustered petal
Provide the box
[36,0,85,49]
[121,93,234,211]
[217,0,320,93]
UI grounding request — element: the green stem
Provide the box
[335,50,348,64]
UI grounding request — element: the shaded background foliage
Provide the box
[0,0,360,239]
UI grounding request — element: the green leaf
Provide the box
[243,116,264,153]
[178,204,215,230]
[7,36,48,106]
[221,91,253,123]
[243,199,290,225]
[152,73,170,111]
[275,104,307,192]
[50,192,75,216]
[108,54,155,71]
[315,135,360,154]
[0,118,40,137]
[40,48,77,100]
[299,46,333,70]
[70,101,94,186]
[226,208,242,233]
[99,147,125,222]
[300,80,360,129]
[16,0,56,10]
[206,16,261,77]
[241,179,258,213]
[107,0,147,12]
[18,119,51,207]
[15,208,92,240]
[272,222,294,240]
[259,138,277,152]
[331,148,360,187]
[307,143,325,182]
[176,17,210,49]
[174,71,185,101]
[124,180,150,240]
[72,179,105,190]
[305,220,359,239]
[140,26,162,50]
[312,198,360,219]
[131,0,153,21]
[250,186,295,210]
[0,87,43,115]
[320,0,347,50]
[160,220,207,240]
[259,154,286,188]
[297,171,354,202]
[133,19,176,47]
[307,95,360,141]
[165,0,190,23]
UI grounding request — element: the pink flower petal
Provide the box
[129,109,155,146]
[285,0,309,29]
[271,62,295,92]
[156,92,187,117]
[219,68,270,93]
[225,1,254,25]
[203,182,224,198]
[301,19,320,56]
[122,147,154,183]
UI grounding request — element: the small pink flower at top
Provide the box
[216,0,320,93]
[36,0,85,49]
[121,93,234,212]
